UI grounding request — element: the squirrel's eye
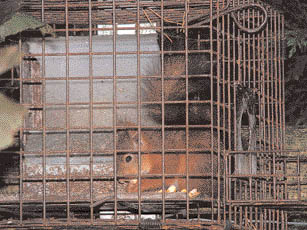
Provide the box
[125,155,132,163]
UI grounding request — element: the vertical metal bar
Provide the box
[256,179,259,200]
[273,12,279,152]
[209,0,214,220]
[283,210,286,230]
[247,0,251,86]
[269,12,277,201]
[234,205,237,226]
[260,8,267,201]
[256,207,259,229]
[88,0,94,223]
[280,12,287,224]
[239,206,243,229]
[278,209,280,230]
[112,0,118,224]
[234,0,241,176]
[270,9,276,152]
[184,0,190,219]
[259,209,263,230]
[273,5,278,192]
[268,9,276,201]
[261,7,266,152]
[232,3,237,180]
[244,181,248,200]
[160,0,166,222]
[250,206,253,230]
[41,0,47,225]
[226,11,232,224]
[247,0,254,180]
[65,0,71,223]
[273,209,275,230]
[252,2,256,91]
[256,2,262,168]
[281,14,286,153]
[277,11,283,151]
[265,7,271,155]
[242,2,246,84]
[216,0,221,223]
[269,209,272,230]
[285,210,288,230]
[249,176,252,200]
[234,178,237,200]
[284,156,288,200]
[297,152,301,200]
[136,0,142,220]
[221,0,227,225]
[18,31,24,228]
[265,208,268,230]
[284,210,287,230]
[280,14,287,202]
[268,209,271,230]
[237,7,242,84]
[244,206,248,229]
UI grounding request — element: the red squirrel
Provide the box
[116,128,223,197]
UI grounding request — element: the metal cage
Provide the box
[0,0,305,229]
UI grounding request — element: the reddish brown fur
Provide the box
[116,128,223,197]
[142,55,213,126]
[143,56,186,102]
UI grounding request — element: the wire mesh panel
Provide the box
[220,2,288,229]
[0,0,297,229]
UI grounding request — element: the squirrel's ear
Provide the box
[129,130,148,150]
[130,131,146,143]
[129,131,140,150]
[129,130,138,142]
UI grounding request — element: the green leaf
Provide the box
[287,38,296,47]
[0,12,54,41]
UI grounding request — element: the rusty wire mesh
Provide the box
[0,0,304,229]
